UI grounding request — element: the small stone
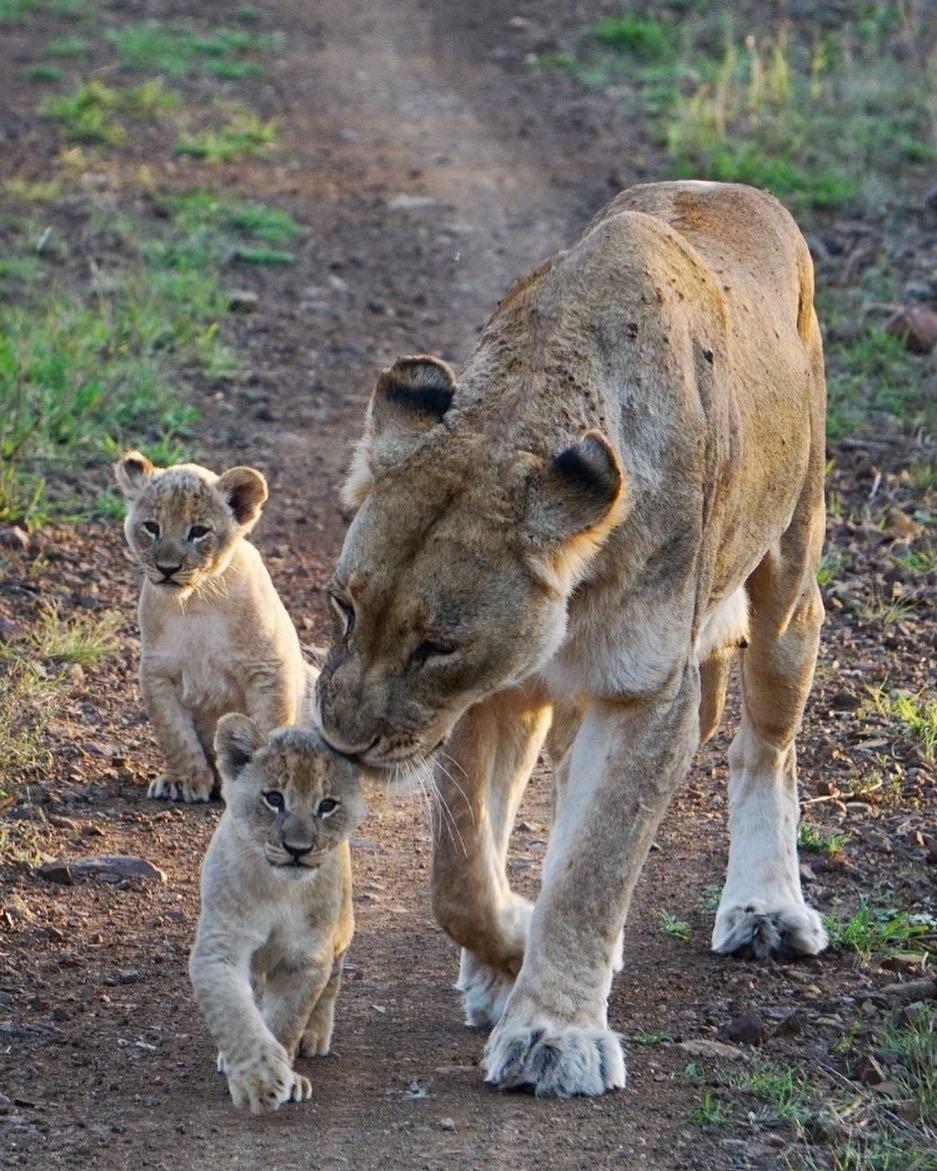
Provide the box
[724,1011,771,1046]
[853,1053,887,1086]
[439,1117,456,1131]
[873,978,937,1004]
[0,526,29,551]
[0,616,20,641]
[118,968,140,984]
[885,305,937,354]
[37,855,166,884]
[386,193,437,212]
[806,1112,850,1144]
[677,1038,746,1061]
[227,289,259,313]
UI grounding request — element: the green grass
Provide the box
[880,1005,937,1124]
[689,1088,733,1128]
[797,822,849,855]
[0,255,43,289]
[107,21,282,79]
[591,16,677,63]
[730,1059,813,1126]
[824,901,935,966]
[853,592,919,627]
[174,108,277,162]
[659,910,690,940]
[630,1029,673,1045]
[43,35,89,55]
[0,205,237,520]
[233,244,294,264]
[0,0,94,17]
[860,685,937,763]
[21,63,64,82]
[0,661,56,781]
[165,190,301,242]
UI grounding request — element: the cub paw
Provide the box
[147,773,214,803]
[484,1019,626,1099]
[299,1015,335,1057]
[456,950,514,1030]
[226,1044,308,1113]
[712,899,828,960]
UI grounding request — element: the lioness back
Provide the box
[114,451,312,803]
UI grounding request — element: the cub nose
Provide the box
[156,562,183,579]
[283,841,313,861]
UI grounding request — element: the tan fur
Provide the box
[316,181,827,1097]
[116,453,314,802]
[189,716,363,1113]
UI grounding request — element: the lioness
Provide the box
[189,715,362,1113]
[116,452,312,802]
[316,181,827,1097]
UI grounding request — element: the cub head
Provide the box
[214,714,364,874]
[114,451,267,598]
[315,355,627,772]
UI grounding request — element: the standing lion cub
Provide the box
[115,451,313,802]
[189,714,363,1113]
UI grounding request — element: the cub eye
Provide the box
[142,521,160,537]
[262,791,284,812]
[329,593,355,637]
[188,524,211,541]
[317,797,339,817]
[409,639,457,667]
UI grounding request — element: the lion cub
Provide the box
[189,714,364,1113]
[115,450,313,802]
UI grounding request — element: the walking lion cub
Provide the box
[115,451,313,802]
[189,714,364,1113]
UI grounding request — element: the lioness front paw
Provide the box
[484,1018,626,1099]
[456,949,514,1030]
[712,898,828,960]
[147,772,214,803]
[226,1045,310,1113]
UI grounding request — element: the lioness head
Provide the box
[214,714,364,873]
[115,451,268,598]
[315,355,627,770]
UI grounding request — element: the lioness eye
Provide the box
[317,797,339,817]
[409,639,457,667]
[329,593,355,637]
[262,791,284,812]
[142,521,160,537]
[188,524,211,541]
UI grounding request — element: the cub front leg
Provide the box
[485,666,700,1097]
[259,954,333,1062]
[299,953,346,1057]
[140,667,215,802]
[245,663,303,733]
[189,938,311,1113]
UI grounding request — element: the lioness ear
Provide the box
[216,466,268,529]
[526,431,628,584]
[114,450,156,499]
[342,355,456,507]
[214,713,265,781]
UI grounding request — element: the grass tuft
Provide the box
[659,910,691,940]
[174,108,277,163]
[824,901,935,966]
[0,602,120,665]
[797,822,849,855]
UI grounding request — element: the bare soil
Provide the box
[1,2,934,1169]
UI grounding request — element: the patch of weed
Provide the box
[0,661,57,777]
[234,244,294,264]
[21,63,64,82]
[731,1058,812,1125]
[630,1029,673,1045]
[659,910,690,940]
[689,1089,733,1128]
[854,591,919,627]
[590,16,677,63]
[824,901,934,965]
[817,552,843,586]
[166,190,301,242]
[797,822,849,855]
[879,1005,937,1123]
[43,34,89,55]
[174,107,276,162]
[892,547,937,574]
[860,685,937,763]
[0,602,120,665]
[40,78,181,145]
[0,255,43,289]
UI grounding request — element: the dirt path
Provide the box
[2,2,934,1169]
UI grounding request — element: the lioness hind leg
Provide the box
[713,483,827,960]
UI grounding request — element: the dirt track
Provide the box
[1,2,934,1169]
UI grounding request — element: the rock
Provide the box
[723,1011,771,1046]
[439,1117,456,1131]
[885,305,937,354]
[37,855,166,885]
[386,193,437,212]
[0,616,20,642]
[873,978,936,1004]
[228,289,259,313]
[677,1038,746,1061]
[806,1112,850,1144]
[118,968,140,984]
[852,1053,887,1086]
[0,526,29,551]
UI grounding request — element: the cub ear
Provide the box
[214,713,265,781]
[525,431,628,583]
[216,466,268,529]
[342,355,456,507]
[114,450,156,499]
